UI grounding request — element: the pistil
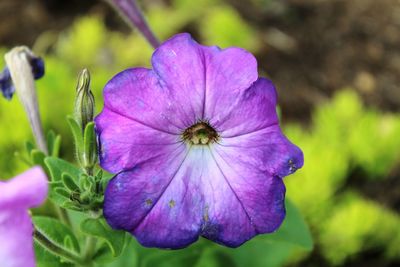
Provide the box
[182,121,219,145]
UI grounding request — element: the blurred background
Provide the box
[0,0,399,266]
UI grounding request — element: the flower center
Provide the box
[182,121,219,145]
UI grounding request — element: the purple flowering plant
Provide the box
[97,33,303,249]
[0,1,311,266]
[0,167,47,267]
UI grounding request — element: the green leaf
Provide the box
[31,149,46,167]
[54,187,71,199]
[221,239,295,267]
[100,171,114,192]
[194,247,235,267]
[133,238,207,267]
[62,173,79,192]
[45,157,81,206]
[61,201,83,211]
[34,242,73,267]
[33,216,81,255]
[47,130,56,156]
[52,135,62,157]
[67,115,84,164]
[92,243,118,264]
[45,130,62,157]
[49,182,69,207]
[45,157,81,182]
[26,140,35,154]
[97,238,137,267]
[80,218,126,259]
[83,122,97,167]
[268,198,313,250]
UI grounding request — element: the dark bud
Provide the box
[0,67,15,100]
[29,57,45,79]
[0,55,45,100]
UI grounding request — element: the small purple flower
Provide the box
[96,33,303,249]
[0,167,48,267]
[0,56,44,100]
[0,67,14,100]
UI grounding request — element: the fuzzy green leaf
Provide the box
[45,157,81,206]
[267,198,313,250]
[80,218,126,260]
[62,201,83,211]
[83,122,97,168]
[67,115,84,164]
[31,149,46,168]
[25,141,35,154]
[52,135,62,157]
[45,157,81,182]
[54,187,71,199]
[62,173,79,192]
[34,242,73,267]
[33,216,80,259]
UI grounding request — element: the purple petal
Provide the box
[132,147,206,248]
[0,211,36,267]
[212,78,279,137]
[95,108,181,173]
[30,57,45,80]
[211,145,287,235]
[202,46,258,122]
[151,33,258,122]
[217,126,304,178]
[0,67,15,100]
[103,142,189,233]
[131,146,271,248]
[152,33,207,122]
[0,167,48,209]
[0,167,48,267]
[195,146,257,247]
[102,68,188,134]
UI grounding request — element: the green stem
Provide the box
[83,236,98,263]
[55,206,72,227]
[34,228,84,265]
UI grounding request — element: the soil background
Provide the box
[1,0,399,123]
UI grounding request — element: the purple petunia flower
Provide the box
[0,167,48,267]
[95,33,303,249]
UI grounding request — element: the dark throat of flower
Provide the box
[182,121,219,145]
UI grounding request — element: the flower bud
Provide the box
[74,68,95,131]
[105,0,159,48]
[1,53,44,100]
[4,46,47,153]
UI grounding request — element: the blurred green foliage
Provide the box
[1,0,400,265]
[285,90,400,265]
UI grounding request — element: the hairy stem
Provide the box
[34,228,84,265]
[83,236,98,263]
[55,207,71,227]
